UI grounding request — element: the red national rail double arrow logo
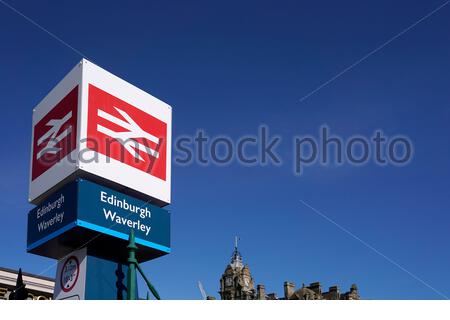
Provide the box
[87,84,167,181]
[32,86,78,180]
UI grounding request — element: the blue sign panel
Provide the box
[27,179,170,262]
[27,182,78,248]
[77,180,170,251]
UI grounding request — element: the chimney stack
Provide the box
[284,281,295,299]
[257,284,265,300]
[328,285,340,300]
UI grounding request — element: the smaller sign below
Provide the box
[53,249,131,300]
[27,179,171,263]
[53,247,87,300]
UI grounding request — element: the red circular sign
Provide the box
[60,256,80,293]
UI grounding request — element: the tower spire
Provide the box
[230,236,243,269]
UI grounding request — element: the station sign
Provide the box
[27,179,171,262]
[29,59,172,206]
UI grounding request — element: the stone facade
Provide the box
[218,242,360,300]
[285,281,360,300]
[0,267,54,300]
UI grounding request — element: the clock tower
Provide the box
[219,237,256,300]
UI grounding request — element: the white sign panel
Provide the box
[53,247,87,300]
[29,59,172,205]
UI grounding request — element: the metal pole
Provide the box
[127,230,138,300]
[136,263,161,300]
[126,230,161,300]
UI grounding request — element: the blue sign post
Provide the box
[27,60,173,300]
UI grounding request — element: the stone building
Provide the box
[219,240,360,300]
[219,241,256,300]
[0,267,54,300]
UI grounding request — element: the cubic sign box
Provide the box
[27,179,171,263]
[29,59,172,206]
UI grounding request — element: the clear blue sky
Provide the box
[1,0,449,299]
